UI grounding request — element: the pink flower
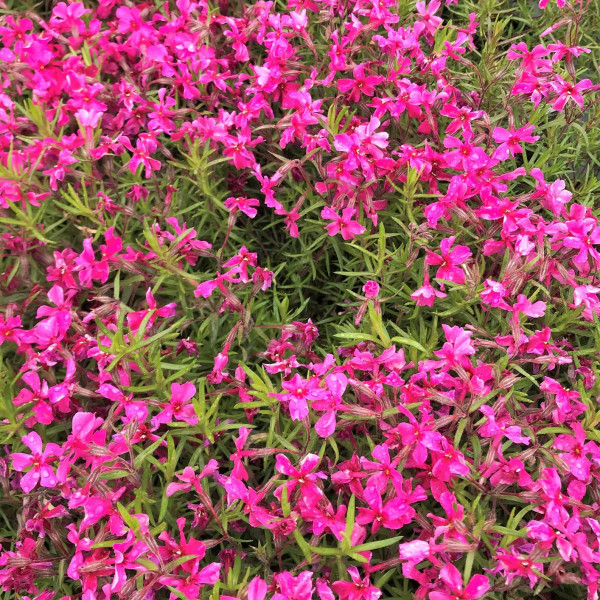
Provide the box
[230,427,253,481]
[98,383,148,422]
[311,372,347,438]
[271,374,325,421]
[537,467,569,526]
[222,127,263,169]
[425,236,472,284]
[356,485,415,534]
[477,405,530,446]
[332,567,381,600]
[362,280,380,298]
[539,0,565,10]
[511,294,546,325]
[158,561,221,599]
[411,274,448,307]
[194,272,238,299]
[223,246,257,283]
[554,422,595,481]
[541,376,587,424]
[274,453,326,505]
[152,382,198,427]
[507,42,552,74]
[42,149,77,191]
[398,540,431,562]
[224,196,260,219]
[75,108,103,129]
[493,124,539,161]
[415,1,443,38]
[430,563,490,600]
[13,371,52,425]
[495,548,543,589]
[550,75,592,112]
[432,324,476,369]
[440,104,483,134]
[431,439,470,481]
[321,206,366,240]
[360,444,404,493]
[337,64,383,102]
[480,279,511,309]
[148,88,177,134]
[121,135,162,178]
[166,461,219,497]
[272,571,314,600]
[222,577,268,600]
[126,288,176,333]
[11,432,61,493]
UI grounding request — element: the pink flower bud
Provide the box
[363,280,380,298]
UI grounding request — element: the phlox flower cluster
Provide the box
[0,0,599,599]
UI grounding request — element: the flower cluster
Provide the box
[0,0,600,599]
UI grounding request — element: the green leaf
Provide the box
[350,535,403,552]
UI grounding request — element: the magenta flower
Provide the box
[415,1,443,38]
[431,439,470,481]
[440,104,483,134]
[356,485,415,533]
[121,135,162,177]
[430,563,490,600]
[506,42,552,74]
[75,227,122,287]
[311,372,347,438]
[540,376,587,424]
[11,432,61,493]
[98,383,148,422]
[13,371,52,425]
[166,461,219,497]
[554,422,595,481]
[360,444,404,493]
[443,133,488,170]
[562,213,600,268]
[194,272,236,299]
[537,467,569,526]
[492,124,539,161]
[550,75,593,112]
[148,88,177,134]
[480,279,511,309]
[222,127,263,169]
[271,374,324,421]
[337,63,383,102]
[272,571,314,600]
[511,294,546,325]
[0,314,24,346]
[75,108,103,130]
[224,196,260,219]
[411,272,448,307]
[362,280,380,298]
[158,561,221,599]
[274,453,326,505]
[425,236,472,284]
[495,549,543,588]
[394,407,443,465]
[229,427,253,481]
[127,288,177,333]
[431,324,476,369]
[42,149,77,191]
[321,206,366,240]
[332,567,381,600]
[477,404,530,446]
[398,539,432,562]
[223,246,258,283]
[153,382,198,427]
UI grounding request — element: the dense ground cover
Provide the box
[1,0,600,598]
